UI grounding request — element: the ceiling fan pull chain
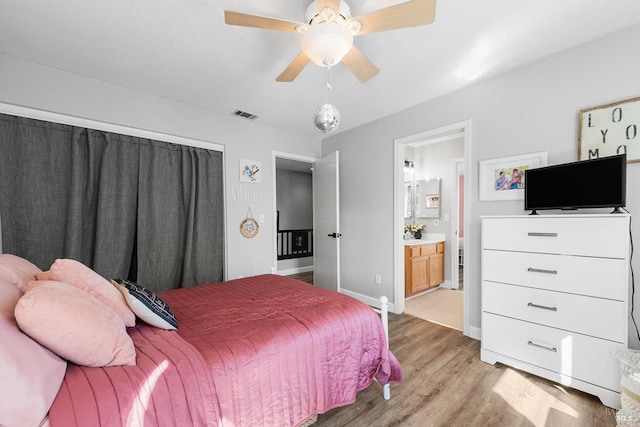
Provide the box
[325,66,333,103]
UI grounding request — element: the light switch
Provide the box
[259,214,265,223]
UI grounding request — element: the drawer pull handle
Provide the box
[527,232,558,237]
[527,302,558,312]
[527,267,558,275]
[527,340,557,353]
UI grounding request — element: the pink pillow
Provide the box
[0,280,66,427]
[0,253,43,292]
[15,280,136,367]
[45,259,135,327]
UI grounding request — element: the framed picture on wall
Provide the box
[239,159,262,183]
[479,151,548,201]
[578,96,640,163]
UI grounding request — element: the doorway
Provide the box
[393,120,472,336]
[272,152,317,277]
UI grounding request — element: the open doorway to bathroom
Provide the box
[394,121,470,334]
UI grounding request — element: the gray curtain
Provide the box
[136,139,224,290]
[0,113,224,291]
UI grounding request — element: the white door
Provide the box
[313,151,340,292]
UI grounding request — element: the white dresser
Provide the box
[481,214,630,408]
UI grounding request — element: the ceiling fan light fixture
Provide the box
[300,22,353,67]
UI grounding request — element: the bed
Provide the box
[0,255,401,427]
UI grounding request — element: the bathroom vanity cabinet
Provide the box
[404,241,444,296]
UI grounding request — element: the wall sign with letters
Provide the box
[579,96,639,163]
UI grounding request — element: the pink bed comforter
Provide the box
[49,274,401,426]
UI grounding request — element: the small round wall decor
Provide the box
[240,208,259,238]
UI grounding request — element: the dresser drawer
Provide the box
[483,281,626,342]
[482,250,627,300]
[482,313,623,392]
[482,216,629,258]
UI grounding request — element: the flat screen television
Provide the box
[524,154,626,214]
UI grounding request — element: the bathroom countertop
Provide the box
[404,233,445,245]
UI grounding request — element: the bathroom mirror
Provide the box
[404,182,412,219]
[415,178,440,218]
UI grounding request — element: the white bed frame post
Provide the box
[380,296,391,400]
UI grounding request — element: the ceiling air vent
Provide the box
[233,110,259,120]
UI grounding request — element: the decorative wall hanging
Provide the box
[479,151,548,201]
[579,96,640,163]
[240,159,262,183]
[240,207,259,238]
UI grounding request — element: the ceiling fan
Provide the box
[224,0,436,83]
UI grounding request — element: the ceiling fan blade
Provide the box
[341,47,379,83]
[224,10,303,32]
[317,0,342,14]
[276,53,311,82]
[351,0,436,35]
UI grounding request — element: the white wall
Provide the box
[323,24,640,346]
[0,54,321,280]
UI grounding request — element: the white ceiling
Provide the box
[1,1,639,140]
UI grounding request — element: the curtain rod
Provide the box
[0,102,224,153]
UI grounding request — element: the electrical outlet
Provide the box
[375,274,382,284]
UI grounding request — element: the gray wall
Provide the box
[276,169,313,230]
[323,24,640,346]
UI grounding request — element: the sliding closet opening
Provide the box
[0,109,225,292]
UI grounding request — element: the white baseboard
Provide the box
[468,325,481,340]
[276,266,314,276]
[437,280,453,289]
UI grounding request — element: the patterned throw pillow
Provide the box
[111,279,178,330]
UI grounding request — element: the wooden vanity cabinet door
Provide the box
[429,252,444,287]
[411,255,430,293]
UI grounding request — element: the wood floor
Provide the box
[315,314,616,427]
[287,271,314,284]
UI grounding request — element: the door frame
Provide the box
[272,151,318,274]
[450,157,464,290]
[393,120,472,336]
